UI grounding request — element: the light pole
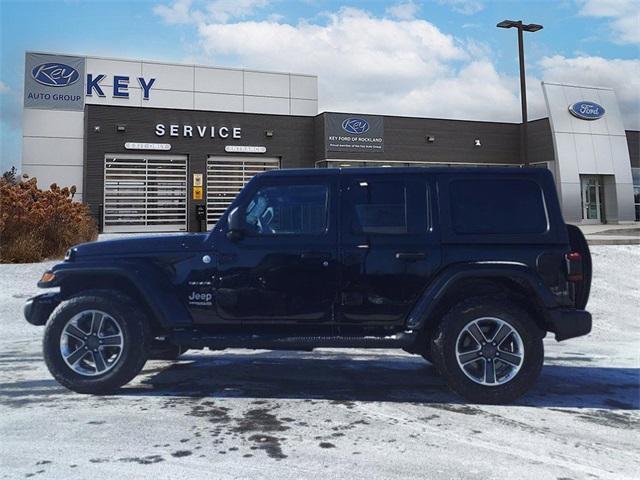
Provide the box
[497,20,543,166]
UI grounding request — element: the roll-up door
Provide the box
[103,154,188,233]
[206,156,280,229]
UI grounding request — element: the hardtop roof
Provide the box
[260,166,550,177]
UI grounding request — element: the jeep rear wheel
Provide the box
[43,290,151,394]
[431,297,544,404]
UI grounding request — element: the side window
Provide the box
[244,184,328,235]
[449,179,548,234]
[350,181,407,234]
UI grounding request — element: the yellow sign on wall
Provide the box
[193,186,203,200]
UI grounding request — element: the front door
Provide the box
[580,175,603,224]
[338,173,441,332]
[209,175,339,331]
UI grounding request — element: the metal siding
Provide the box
[323,115,522,165]
[626,130,640,168]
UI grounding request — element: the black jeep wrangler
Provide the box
[25,167,592,403]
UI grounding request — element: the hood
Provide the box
[69,233,209,259]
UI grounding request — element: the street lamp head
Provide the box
[497,20,544,32]
[523,23,543,32]
[497,20,519,29]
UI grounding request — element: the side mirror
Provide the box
[226,206,245,240]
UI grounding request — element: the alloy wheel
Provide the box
[59,310,124,377]
[455,317,524,386]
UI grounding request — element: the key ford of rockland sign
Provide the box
[326,113,384,152]
[24,52,156,111]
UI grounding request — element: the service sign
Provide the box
[24,53,85,111]
[326,113,384,153]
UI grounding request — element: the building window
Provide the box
[632,168,640,221]
[315,159,520,169]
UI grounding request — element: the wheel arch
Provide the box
[51,264,192,332]
[406,264,555,335]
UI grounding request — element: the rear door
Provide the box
[337,173,441,330]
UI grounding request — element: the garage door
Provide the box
[103,154,188,233]
[206,156,280,229]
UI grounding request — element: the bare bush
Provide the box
[0,174,98,263]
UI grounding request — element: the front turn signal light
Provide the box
[40,271,56,283]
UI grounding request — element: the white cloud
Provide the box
[204,0,269,23]
[437,0,484,15]
[385,1,420,20]
[579,0,633,16]
[193,7,523,121]
[0,81,10,94]
[153,0,195,24]
[578,0,640,44]
[539,55,640,128]
[152,2,639,128]
[154,0,268,25]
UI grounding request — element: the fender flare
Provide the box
[405,262,556,330]
[41,261,192,329]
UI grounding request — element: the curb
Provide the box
[587,238,640,245]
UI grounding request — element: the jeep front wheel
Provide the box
[431,298,544,404]
[43,290,151,394]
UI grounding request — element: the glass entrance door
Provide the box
[580,175,603,223]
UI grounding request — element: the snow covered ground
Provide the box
[0,245,638,480]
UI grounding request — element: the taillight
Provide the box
[565,251,583,282]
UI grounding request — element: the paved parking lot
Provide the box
[1,245,638,480]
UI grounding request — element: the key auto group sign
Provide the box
[24,52,157,111]
[24,53,85,111]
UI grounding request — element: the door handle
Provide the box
[395,252,426,261]
[300,251,332,261]
[218,252,237,264]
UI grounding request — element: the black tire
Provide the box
[431,297,544,404]
[43,290,151,394]
[420,351,433,363]
[149,341,188,361]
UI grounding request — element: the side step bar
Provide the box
[168,331,417,351]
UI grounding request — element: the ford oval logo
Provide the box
[31,62,80,87]
[568,101,605,120]
[342,117,370,135]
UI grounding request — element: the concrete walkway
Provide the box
[576,223,640,245]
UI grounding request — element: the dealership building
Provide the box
[22,51,640,233]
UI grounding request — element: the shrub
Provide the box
[0,174,98,263]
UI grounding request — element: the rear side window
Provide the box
[351,181,407,234]
[449,179,548,234]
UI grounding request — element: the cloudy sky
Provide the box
[1,0,639,171]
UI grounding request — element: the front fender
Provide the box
[39,260,192,329]
[405,262,557,330]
